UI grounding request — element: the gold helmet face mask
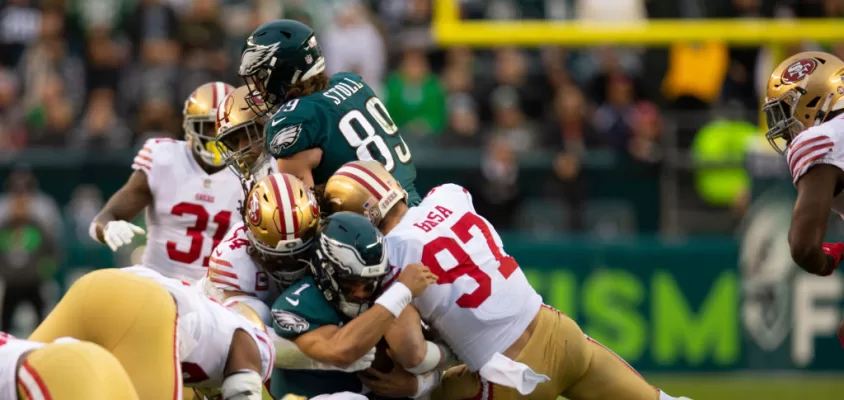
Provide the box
[763,51,844,154]
[324,161,407,226]
[184,82,235,167]
[215,85,271,181]
[244,173,320,285]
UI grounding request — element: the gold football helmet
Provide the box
[244,173,320,284]
[324,161,407,226]
[215,85,272,181]
[184,81,235,166]
[764,51,844,154]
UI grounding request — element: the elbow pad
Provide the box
[221,369,263,400]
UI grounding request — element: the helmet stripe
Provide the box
[345,163,390,191]
[268,175,295,240]
[336,170,383,200]
[282,174,301,238]
[214,82,228,108]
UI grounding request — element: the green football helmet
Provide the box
[311,212,390,318]
[238,19,326,116]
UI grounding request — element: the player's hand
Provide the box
[398,263,438,297]
[822,242,844,275]
[102,220,145,251]
[358,366,418,398]
[341,346,375,372]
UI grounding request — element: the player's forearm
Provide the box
[327,282,415,365]
[385,306,428,370]
[327,307,395,365]
[789,210,831,275]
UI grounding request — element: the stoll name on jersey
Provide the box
[322,78,366,105]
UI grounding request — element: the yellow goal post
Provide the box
[433,0,844,47]
[432,0,844,138]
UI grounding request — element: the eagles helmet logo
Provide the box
[239,41,281,76]
[272,310,310,333]
[269,123,303,154]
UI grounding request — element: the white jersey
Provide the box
[133,138,243,282]
[201,221,282,323]
[383,184,542,371]
[122,266,275,388]
[0,332,45,400]
[787,115,844,216]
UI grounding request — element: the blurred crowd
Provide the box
[0,0,842,237]
[1,0,844,332]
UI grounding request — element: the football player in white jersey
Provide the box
[90,81,243,283]
[207,89,375,375]
[323,161,690,400]
[0,333,138,399]
[763,51,844,345]
[29,267,275,400]
[765,51,844,277]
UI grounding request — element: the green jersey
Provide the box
[265,72,421,205]
[269,276,362,398]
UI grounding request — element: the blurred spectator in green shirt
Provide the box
[384,48,446,139]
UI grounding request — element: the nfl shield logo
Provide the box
[305,55,313,64]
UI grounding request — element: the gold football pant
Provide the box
[433,306,660,400]
[17,340,138,400]
[29,269,182,400]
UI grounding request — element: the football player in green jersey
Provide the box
[237,19,422,205]
[269,212,437,398]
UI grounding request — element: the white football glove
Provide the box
[340,347,375,372]
[102,220,145,251]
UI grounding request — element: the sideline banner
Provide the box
[509,237,740,372]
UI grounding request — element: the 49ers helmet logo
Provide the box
[247,192,262,225]
[782,59,818,84]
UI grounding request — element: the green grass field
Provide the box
[262,374,844,400]
[556,374,844,400]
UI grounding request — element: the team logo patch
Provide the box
[272,310,310,333]
[269,123,302,154]
[247,192,262,225]
[782,59,817,84]
[305,54,313,65]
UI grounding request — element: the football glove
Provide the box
[103,220,146,251]
[821,242,844,276]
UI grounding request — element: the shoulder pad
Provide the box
[330,71,364,84]
[133,138,182,173]
[271,278,337,337]
[208,224,269,298]
[424,184,473,207]
[787,127,837,184]
[265,100,322,159]
[271,309,312,337]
